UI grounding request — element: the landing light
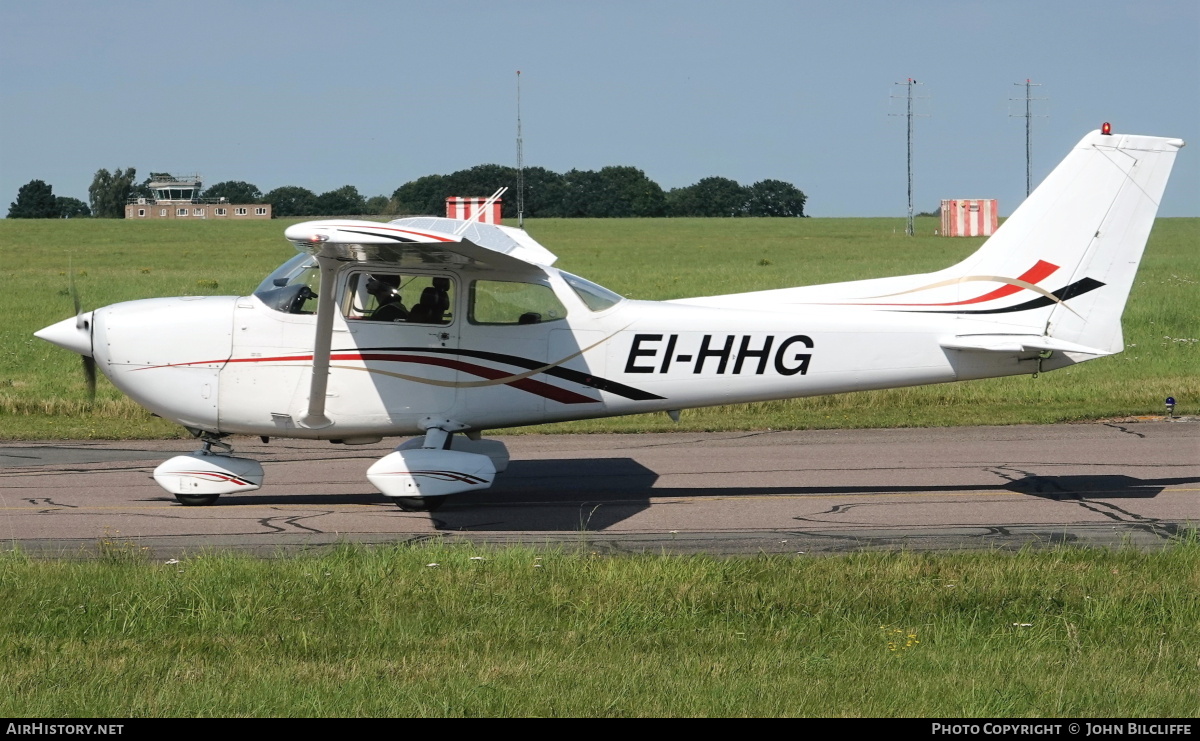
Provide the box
[310,233,330,242]
[1101,122,1112,135]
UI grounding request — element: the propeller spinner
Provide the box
[35,280,96,400]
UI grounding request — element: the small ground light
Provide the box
[1165,397,1176,417]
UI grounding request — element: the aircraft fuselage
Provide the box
[87,262,1058,440]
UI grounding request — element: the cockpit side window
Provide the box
[343,272,454,325]
[469,280,568,325]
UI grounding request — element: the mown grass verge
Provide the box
[1,539,1198,717]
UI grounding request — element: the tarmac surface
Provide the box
[1,420,1197,558]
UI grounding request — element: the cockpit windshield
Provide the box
[253,254,321,314]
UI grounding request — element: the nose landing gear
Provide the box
[152,434,264,506]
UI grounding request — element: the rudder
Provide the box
[948,130,1184,352]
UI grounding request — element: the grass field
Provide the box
[2,540,1198,717]
[2,219,1197,718]
[1,217,1196,439]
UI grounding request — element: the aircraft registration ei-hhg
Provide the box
[35,128,1185,511]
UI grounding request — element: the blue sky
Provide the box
[2,0,1196,217]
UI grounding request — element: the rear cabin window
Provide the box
[560,271,623,312]
[470,280,567,325]
[343,272,454,325]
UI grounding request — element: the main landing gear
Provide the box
[367,421,508,511]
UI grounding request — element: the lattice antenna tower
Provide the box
[890,78,928,236]
[516,70,525,228]
[1010,79,1047,198]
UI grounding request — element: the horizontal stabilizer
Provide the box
[939,334,1110,356]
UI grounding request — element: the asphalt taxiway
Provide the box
[1,421,1197,558]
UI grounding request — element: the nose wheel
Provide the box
[392,496,447,512]
[175,493,221,507]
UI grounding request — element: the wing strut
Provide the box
[299,254,341,429]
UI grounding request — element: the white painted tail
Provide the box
[684,130,1184,356]
[946,130,1184,353]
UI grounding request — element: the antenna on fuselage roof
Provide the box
[452,186,508,235]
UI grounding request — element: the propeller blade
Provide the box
[69,265,94,399]
[70,268,85,329]
[82,356,96,401]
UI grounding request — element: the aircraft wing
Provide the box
[283,218,556,273]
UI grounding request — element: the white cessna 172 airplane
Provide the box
[36,128,1184,511]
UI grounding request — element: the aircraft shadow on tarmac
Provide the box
[442,462,1200,532]
[999,474,1200,501]
[144,458,1200,534]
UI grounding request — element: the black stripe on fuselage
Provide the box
[344,346,666,401]
[897,278,1105,315]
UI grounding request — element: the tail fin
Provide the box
[945,130,1184,353]
[680,129,1183,355]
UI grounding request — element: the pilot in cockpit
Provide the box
[365,275,408,322]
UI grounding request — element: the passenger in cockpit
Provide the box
[365,275,408,322]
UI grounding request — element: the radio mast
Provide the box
[890,78,927,236]
[1010,79,1046,198]
[516,70,525,228]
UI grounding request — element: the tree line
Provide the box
[393,165,806,218]
[8,166,806,219]
[6,180,91,218]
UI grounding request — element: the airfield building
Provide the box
[940,198,997,237]
[446,196,502,224]
[125,174,271,220]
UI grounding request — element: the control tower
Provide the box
[125,173,272,219]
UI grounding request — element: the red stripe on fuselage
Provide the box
[859,260,1060,307]
[349,353,596,404]
[139,352,598,404]
[947,260,1060,306]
